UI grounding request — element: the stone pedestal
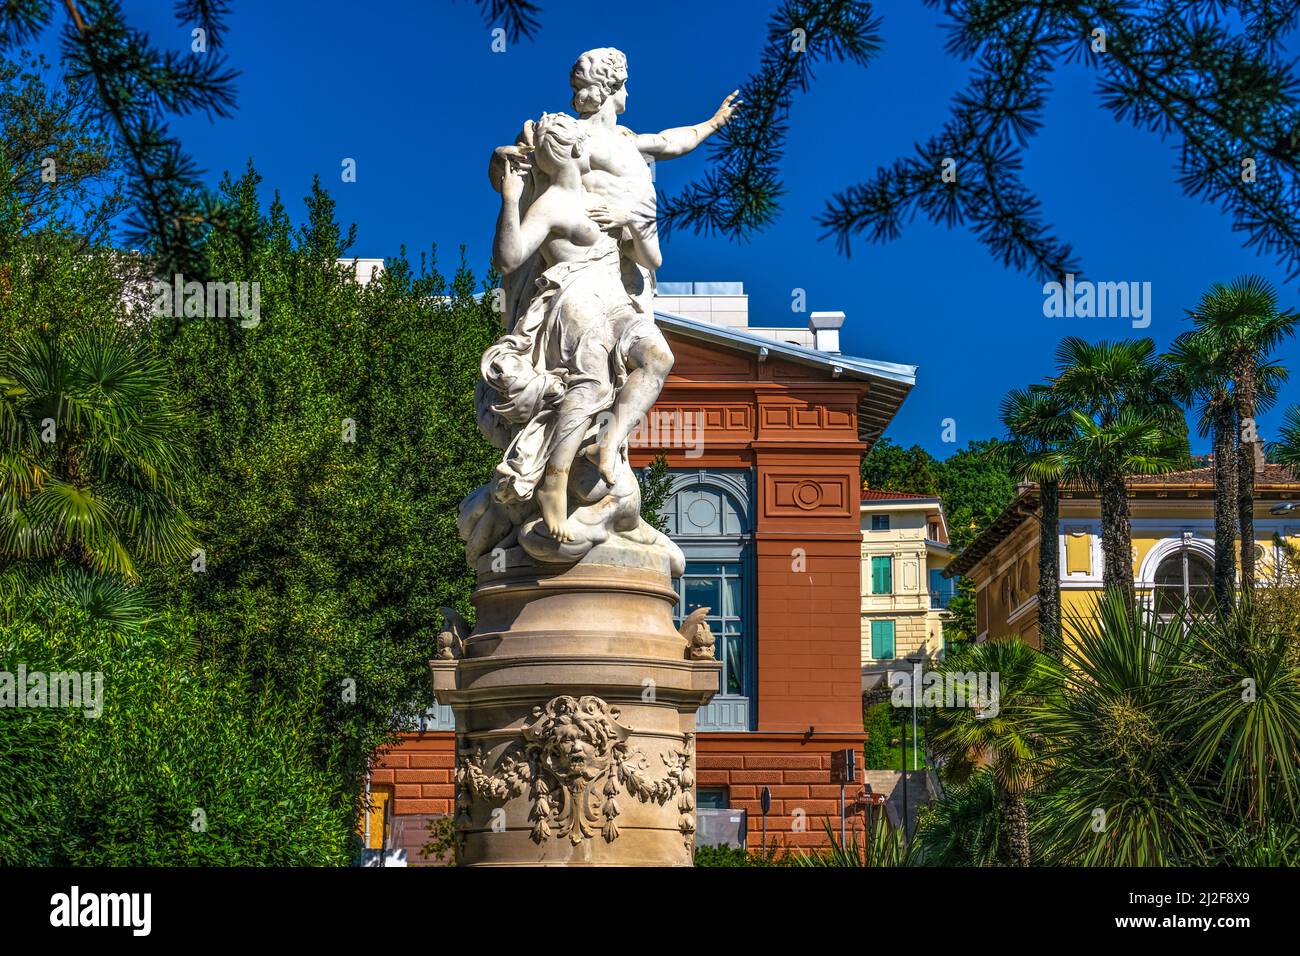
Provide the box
[430,537,720,866]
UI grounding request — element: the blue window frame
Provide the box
[675,562,749,699]
[871,620,896,660]
[871,514,890,532]
[657,470,755,732]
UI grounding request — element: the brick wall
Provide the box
[697,733,869,849]
[372,731,456,815]
[377,730,869,854]
[372,732,454,862]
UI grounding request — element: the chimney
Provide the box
[809,311,845,354]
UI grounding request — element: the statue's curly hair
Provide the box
[570,47,628,115]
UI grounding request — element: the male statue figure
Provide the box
[467,49,739,568]
[569,48,740,485]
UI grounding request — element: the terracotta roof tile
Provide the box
[860,488,938,502]
[949,462,1300,578]
[1126,463,1299,485]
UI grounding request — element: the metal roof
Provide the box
[653,308,916,448]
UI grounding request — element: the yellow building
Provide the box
[947,464,1300,645]
[860,489,953,688]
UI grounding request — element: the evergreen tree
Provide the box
[153,165,500,822]
[0,1,242,276]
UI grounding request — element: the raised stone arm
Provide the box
[635,90,742,159]
[492,158,549,275]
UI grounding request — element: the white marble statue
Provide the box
[459,48,740,570]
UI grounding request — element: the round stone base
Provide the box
[430,538,720,866]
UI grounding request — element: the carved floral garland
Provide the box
[455,694,696,847]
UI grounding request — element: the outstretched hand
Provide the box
[711,90,743,129]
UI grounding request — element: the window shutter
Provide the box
[872,556,892,594]
[871,620,895,659]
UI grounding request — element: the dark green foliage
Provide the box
[637,452,673,534]
[660,0,882,239]
[0,601,348,865]
[918,590,1300,867]
[935,440,1018,553]
[860,438,1017,554]
[943,582,978,647]
[859,438,938,496]
[911,769,1014,867]
[693,841,793,867]
[790,816,905,867]
[1219,822,1300,867]
[151,165,500,839]
[1,72,499,859]
[1034,594,1217,865]
[928,636,1064,865]
[0,328,200,582]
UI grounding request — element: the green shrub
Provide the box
[863,701,895,769]
[693,842,792,867]
[0,606,350,865]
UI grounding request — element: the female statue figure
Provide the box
[484,111,660,544]
[460,49,738,572]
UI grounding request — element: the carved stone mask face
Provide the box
[551,722,598,776]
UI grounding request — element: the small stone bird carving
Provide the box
[678,607,715,661]
[437,607,470,660]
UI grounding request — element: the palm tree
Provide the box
[992,386,1072,659]
[1165,331,1287,613]
[0,330,197,582]
[927,637,1063,866]
[1276,405,1300,468]
[1165,332,1236,614]
[1034,592,1215,865]
[1188,277,1298,590]
[909,768,1008,866]
[1051,338,1186,606]
[1180,595,1300,830]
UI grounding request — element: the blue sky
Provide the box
[78,1,1300,456]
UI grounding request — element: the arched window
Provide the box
[1152,549,1215,616]
[659,470,755,732]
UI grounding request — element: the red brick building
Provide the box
[367,282,914,858]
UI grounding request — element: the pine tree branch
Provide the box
[660,0,882,240]
[818,0,1300,281]
[174,0,230,51]
[467,0,543,43]
[51,0,240,276]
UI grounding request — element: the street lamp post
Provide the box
[904,653,927,841]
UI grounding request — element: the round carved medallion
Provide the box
[793,480,823,510]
